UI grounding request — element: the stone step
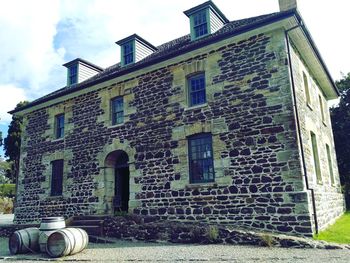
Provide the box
[77,225,103,236]
[71,219,103,226]
[73,215,109,221]
[89,235,116,244]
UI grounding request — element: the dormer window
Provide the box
[116,34,157,67]
[184,1,229,41]
[123,41,134,65]
[63,58,103,87]
[68,64,78,85]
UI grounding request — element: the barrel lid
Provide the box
[41,217,65,223]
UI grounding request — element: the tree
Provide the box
[0,158,11,183]
[3,101,29,183]
[0,117,2,154]
[331,73,350,195]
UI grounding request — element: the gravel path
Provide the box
[1,237,349,262]
[0,214,14,226]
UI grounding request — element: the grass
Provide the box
[314,212,350,244]
[0,184,16,197]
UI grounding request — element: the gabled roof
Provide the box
[62,58,104,72]
[9,9,338,114]
[116,34,157,51]
[183,0,229,24]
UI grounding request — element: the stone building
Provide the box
[10,0,345,236]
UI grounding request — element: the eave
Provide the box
[287,10,339,99]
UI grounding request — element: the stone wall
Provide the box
[14,27,334,236]
[100,215,347,249]
[289,42,345,231]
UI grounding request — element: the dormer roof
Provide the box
[62,58,104,71]
[183,0,229,24]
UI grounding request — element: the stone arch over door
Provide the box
[95,139,140,215]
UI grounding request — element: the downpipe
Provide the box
[285,24,318,234]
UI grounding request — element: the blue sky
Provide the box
[1,0,350,158]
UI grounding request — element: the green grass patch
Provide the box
[0,184,16,197]
[314,212,350,244]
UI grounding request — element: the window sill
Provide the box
[107,123,125,129]
[186,182,217,189]
[46,195,63,200]
[316,180,323,185]
[306,103,313,111]
[52,138,64,142]
[184,103,208,111]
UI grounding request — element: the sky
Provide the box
[0,0,349,158]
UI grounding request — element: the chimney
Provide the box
[279,0,298,11]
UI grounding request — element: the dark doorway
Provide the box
[113,151,129,212]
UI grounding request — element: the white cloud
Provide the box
[0,84,26,124]
[0,0,66,99]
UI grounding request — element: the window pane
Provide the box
[193,10,208,38]
[310,132,322,183]
[188,134,214,183]
[69,65,78,85]
[189,74,206,106]
[326,144,335,185]
[319,95,325,122]
[51,160,63,196]
[303,72,311,105]
[56,114,64,138]
[123,42,134,65]
[111,97,124,125]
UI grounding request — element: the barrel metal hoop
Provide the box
[76,228,85,248]
[65,228,76,254]
[17,231,23,253]
[24,229,31,250]
[59,230,71,257]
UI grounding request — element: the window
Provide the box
[55,114,65,139]
[303,72,311,105]
[123,41,134,65]
[192,10,208,38]
[310,132,322,183]
[111,97,124,125]
[188,133,214,183]
[319,95,326,123]
[68,64,78,85]
[326,144,335,185]
[51,160,63,196]
[188,73,206,107]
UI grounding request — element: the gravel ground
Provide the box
[1,237,350,262]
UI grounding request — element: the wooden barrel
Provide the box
[46,228,89,258]
[8,227,40,255]
[40,217,65,230]
[39,230,58,253]
[39,217,65,252]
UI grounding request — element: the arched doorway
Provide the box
[104,150,130,213]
